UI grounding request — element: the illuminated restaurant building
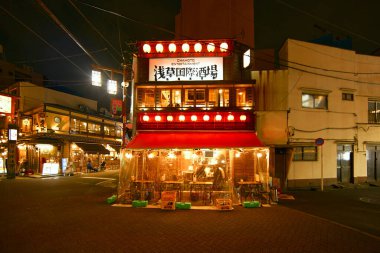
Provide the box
[118,39,270,207]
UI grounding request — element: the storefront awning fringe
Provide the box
[126,131,264,149]
[75,143,110,154]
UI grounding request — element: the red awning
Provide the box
[125,131,264,149]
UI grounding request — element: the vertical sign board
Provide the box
[7,125,18,179]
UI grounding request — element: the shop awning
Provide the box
[75,143,110,154]
[125,131,264,149]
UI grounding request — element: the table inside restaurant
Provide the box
[160,181,184,201]
[189,181,213,205]
[237,181,263,203]
[130,180,155,201]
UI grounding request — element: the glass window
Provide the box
[137,88,155,108]
[88,122,101,134]
[293,146,317,161]
[342,93,354,101]
[236,88,253,107]
[80,121,87,133]
[302,93,327,109]
[368,101,380,123]
[184,89,205,107]
[70,118,80,133]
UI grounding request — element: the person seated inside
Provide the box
[86,159,97,173]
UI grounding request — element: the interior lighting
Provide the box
[227,114,234,121]
[142,115,150,122]
[125,153,133,159]
[203,115,210,121]
[155,115,162,122]
[207,43,215,52]
[182,43,190,53]
[169,43,176,53]
[107,80,117,95]
[194,43,202,52]
[240,115,247,121]
[143,44,151,53]
[156,43,164,53]
[220,42,228,52]
[91,70,101,87]
[179,115,186,121]
[191,115,197,121]
[257,153,263,158]
[215,115,222,121]
[167,115,174,122]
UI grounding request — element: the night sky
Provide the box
[1,0,379,110]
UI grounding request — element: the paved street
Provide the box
[0,171,379,253]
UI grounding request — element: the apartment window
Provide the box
[302,93,327,109]
[293,146,317,161]
[342,93,354,101]
[368,100,380,123]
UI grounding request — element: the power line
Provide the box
[0,5,90,77]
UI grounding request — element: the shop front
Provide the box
[118,130,269,207]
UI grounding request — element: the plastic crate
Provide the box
[132,200,148,208]
[243,201,260,208]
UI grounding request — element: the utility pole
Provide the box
[91,64,129,147]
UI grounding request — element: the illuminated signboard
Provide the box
[149,57,223,82]
[0,95,12,114]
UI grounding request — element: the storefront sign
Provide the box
[0,95,12,114]
[149,57,223,81]
[111,99,123,115]
[42,163,59,175]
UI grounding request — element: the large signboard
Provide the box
[149,57,223,81]
[0,95,12,114]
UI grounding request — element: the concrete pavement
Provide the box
[0,172,379,253]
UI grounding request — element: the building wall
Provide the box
[16,82,97,112]
[256,38,380,188]
[175,0,254,48]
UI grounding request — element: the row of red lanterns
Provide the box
[141,114,247,122]
[142,41,229,54]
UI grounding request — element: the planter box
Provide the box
[175,202,191,210]
[132,200,148,208]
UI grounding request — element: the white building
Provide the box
[255,38,380,189]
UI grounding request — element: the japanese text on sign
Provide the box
[149,57,223,81]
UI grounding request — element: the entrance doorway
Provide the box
[366,145,380,182]
[274,148,288,190]
[337,144,354,183]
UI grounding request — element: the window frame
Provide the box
[293,146,318,161]
[302,93,328,109]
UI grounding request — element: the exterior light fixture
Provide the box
[194,43,202,52]
[167,115,174,121]
[143,115,150,122]
[182,43,190,53]
[143,44,151,53]
[240,115,247,121]
[243,49,251,68]
[179,115,185,121]
[203,115,210,121]
[207,43,215,52]
[191,115,197,121]
[220,42,228,52]
[155,115,162,122]
[227,114,234,121]
[91,70,101,87]
[257,153,263,158]
[107,80,117,95]
[215,115,222,121]
[169,43,176,53]
[156,43,164,53]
